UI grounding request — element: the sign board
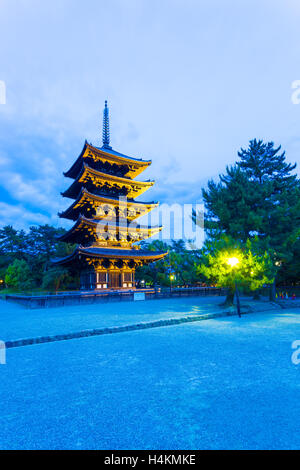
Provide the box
[134,292,145,301]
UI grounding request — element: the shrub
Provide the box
[5,259,35,291]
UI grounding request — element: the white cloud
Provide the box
[0,202,52,229]
[0,169,63,211]
[1,0,300,231]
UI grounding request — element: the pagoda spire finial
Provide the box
[102,100,111,149]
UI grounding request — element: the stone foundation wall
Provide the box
[4,287,227,309]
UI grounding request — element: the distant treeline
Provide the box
[0,221,298,295]
[0,225,205,292]
[0,225,77,292]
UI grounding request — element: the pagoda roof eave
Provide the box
[61,187,158,209]
[51,246,168,266]
[81,163,154,185]
[57,215,163,242]
[92,143,151,164]
[64,141,151,179]
[80,214,162,230]
[58,188,159,221]
[61,164,154,200]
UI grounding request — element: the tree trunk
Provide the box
[235,281,241,317]
[222,289,234,306]
[253,290,260,300]
[269,279,276,302]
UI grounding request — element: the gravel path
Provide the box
[0,309,300,449]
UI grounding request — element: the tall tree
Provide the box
[198,139,300,299]
[0,225,27,257]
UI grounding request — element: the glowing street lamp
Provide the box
[227,256,241,318]
[227,257,240,268]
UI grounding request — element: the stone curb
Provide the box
[275,301,300,309]
[4,304,277,350]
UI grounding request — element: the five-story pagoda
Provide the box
[52,101,167,290]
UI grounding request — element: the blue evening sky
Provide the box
[0,0,300,229]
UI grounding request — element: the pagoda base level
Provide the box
[80,269,135,290]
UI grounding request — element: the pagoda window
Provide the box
[123,272,132,282]
[97,272,107,283]
[123,271,133,288]
[96,271,108,289]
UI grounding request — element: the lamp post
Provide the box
[170,274,175,293]
[227,257,241,318]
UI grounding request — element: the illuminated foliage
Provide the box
[199,237,274,303]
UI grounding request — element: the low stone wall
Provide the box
[4,287,227,309]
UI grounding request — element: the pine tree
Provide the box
[238,139,296,187]
[201,165,264,242]
[200,139,300,300]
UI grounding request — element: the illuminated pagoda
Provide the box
[52,101,167,290]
